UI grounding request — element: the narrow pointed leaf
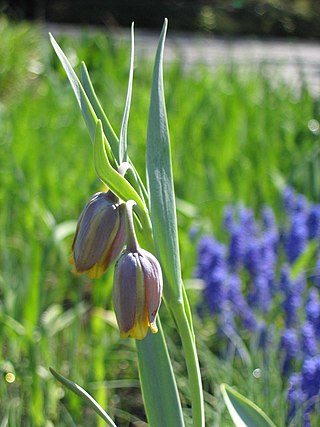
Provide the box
[146,18,182,303]
[49,33,97,142]
[146,20,204,427]
[50,367,117,427]
[81,62,119,157]
[119,22,134,163]
[94,120,145,210]
[81,61,148,204]
[81,59,148,204]
[221,384,276,427]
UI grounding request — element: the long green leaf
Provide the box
[145,19,204,427]
[94,120,145,210]
[136,320,185,427]
[49,33,97,141]
[81,39,150,206]
[80,60,150,205]
[119,22,134,164]
[50,367,117,427]
[50,33,117,168]
[82,60,149,206]
[221,384,276,427]
[145,18,182,303]
[81,61,119,156]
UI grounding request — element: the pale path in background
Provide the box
[45,23,320,96]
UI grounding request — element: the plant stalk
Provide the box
[172,302,205,427]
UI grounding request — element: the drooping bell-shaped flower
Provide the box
[113,248,163,339]
[72,191,126,278]
[112,200,163,340]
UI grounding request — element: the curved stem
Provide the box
[125,200,139,252]
[117,161,132,177]
[118,162,147,207]
[134,204,154,245]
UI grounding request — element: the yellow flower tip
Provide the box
[118,316,149,340]
[120,330,130,339]
[126,315,149,340]
[119,321,157,340]
[113,248,163,341]
[69,253,75,265]
[149,322,158,334]
[130,325,148,340]
[87,263,105,279]
[69,257,82,277]
[119,327,146,340]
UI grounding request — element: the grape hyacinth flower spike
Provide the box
[112,200,163,340]
[72,191,126,278]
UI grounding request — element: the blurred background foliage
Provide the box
[2,0,320,38]
[0,4,320,426]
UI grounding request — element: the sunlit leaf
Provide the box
[49,33,97,141]
[119,22,135,164]
[146,18,182,303]
[81,61,119,157]
[221,383,276,427]
[94,120,145,210]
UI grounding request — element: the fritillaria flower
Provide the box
[72,191,126,278]
[112,200,163,340]
[112,248,163,340]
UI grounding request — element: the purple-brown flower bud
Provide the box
[72,191,126,278]
[112,248,163,340]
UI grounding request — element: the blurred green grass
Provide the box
[1,16,320,426]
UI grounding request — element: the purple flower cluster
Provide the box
[196,187,320,425]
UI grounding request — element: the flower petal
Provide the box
[139,249,163,327]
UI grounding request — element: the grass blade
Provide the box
[50,367,117,427]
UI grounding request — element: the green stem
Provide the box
[118,162,147,206]
[182,285,194,337]
[134,204,153,244]
[133,202,204,427]
[172,302,205,427]
[124,200,139,252]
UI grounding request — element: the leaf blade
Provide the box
[136,320,185,427]
[50,367,117,427]
[146,18,182,303]
[49,33,97,142]
[81,61,119,156]
[94,120,145,209]
[221,384,276,427]
[119,22,135,163]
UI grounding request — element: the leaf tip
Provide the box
[48,32,55,43]
[49,366,59,380]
